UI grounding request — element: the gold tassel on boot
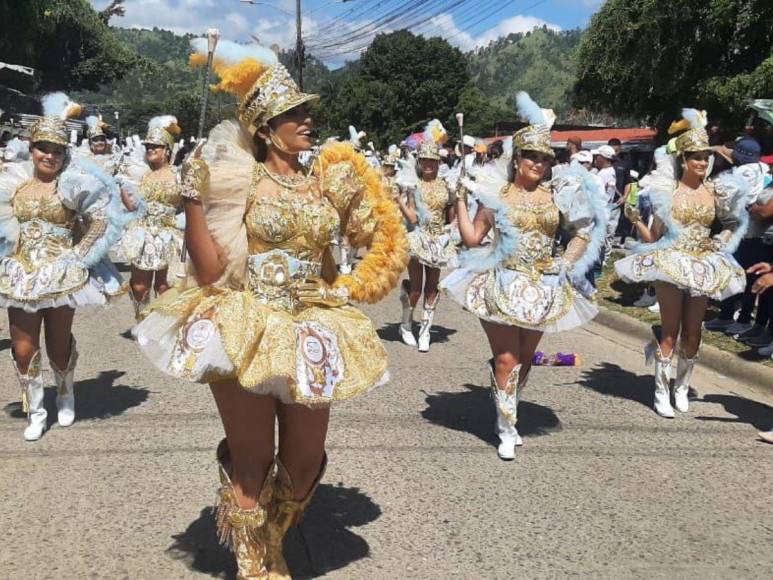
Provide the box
[263,455,328,579]
[215,439,275,580]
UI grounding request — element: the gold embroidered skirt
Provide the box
[407,227,458,269]
[441,266,598,332]
[614,248,745,300]
[121,203,183,272]
[134,286,389,408]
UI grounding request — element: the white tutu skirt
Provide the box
[614,248,745,300]
[408,228,458,269]
[442,266,598,333]
[0,255,111,312]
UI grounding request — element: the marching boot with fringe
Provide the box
[674,347,697,413]
[12,350,46,442]
[215,439,275,580]
[654,353,675,418]
[264,455,328,579]
[399,281,417,347]
[489,361,521,460]
[417,295,440,353]
[51,336,79,427]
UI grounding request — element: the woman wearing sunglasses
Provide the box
[133,41,407,577]
[616,109,749,418]
[0,93,126,441]
[120,116,183,320]
[443,92,607,460]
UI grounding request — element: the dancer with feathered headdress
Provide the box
[132,39,407,577]
[615,108,752,418]
[120,114,184,320]
[393,119,456,351]
[0,93,128,441]
[442,92,607,460]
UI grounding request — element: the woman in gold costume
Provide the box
[134,40,407,578]
[0,93,127,441]
[442,93,607,461]
[121,116,183,319]
[615,109,749,418]
[395,121,457,352]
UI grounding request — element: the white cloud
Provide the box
[427,13,561,52]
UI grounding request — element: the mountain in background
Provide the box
[468,27,582,116]
[73,25,584,137]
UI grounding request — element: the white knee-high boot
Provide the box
[399,282,417,347]
[654,353,675,418]
[489,361,521,460]
[674,347,696,413]
[52,336,79,427]
[12,350,47,442]
[417,295,439,353]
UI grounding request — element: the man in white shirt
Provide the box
[593,145,622,257]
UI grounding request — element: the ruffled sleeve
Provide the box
[317,142,409,304]
[0,161,31,257]
[711,167,754,253]
[551,161,608,296]
[197,119,255,289]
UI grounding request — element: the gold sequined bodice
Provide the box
[13,182,74,228]
[501,184,560,272]
[417,179,449,232]
[671,185,716,253]
[245,166,340,263]
[141,168,182,207]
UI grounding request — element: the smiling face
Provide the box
[264,104,314,153]
[418,158,439,180]
[31,141,66,180]
[683,150,711,180]
[144,143,167,167]
[515,149,551,185]
[90,135,107,155]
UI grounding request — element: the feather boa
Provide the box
[318,142,409,304]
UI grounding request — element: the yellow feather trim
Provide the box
[64,103,82,120]
[668,119,690,135]
[190,54,268,100]
[318,142,409,304]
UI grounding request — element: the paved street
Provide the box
[1,279,772,579]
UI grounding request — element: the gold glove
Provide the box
[323,162,364,212]
[181,140,209,201]
[450,182,469,206]
[294,278,350,308]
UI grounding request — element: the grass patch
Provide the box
[596,252,773,368]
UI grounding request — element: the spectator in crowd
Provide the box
[571,149,593,171]
[592,144,621,256]
[488,139,504,161]
[706,138,772,349]
[566,136,582,157]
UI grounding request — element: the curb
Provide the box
[595,307,773,394]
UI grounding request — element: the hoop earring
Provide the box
[264,137,271,146]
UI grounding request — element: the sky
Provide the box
[90,0,604,66]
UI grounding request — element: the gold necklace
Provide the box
[260,163,315,191]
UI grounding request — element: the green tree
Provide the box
[0,0,137,92]
[323,31,469,147]
[573,0,773,126]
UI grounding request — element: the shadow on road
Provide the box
[696,394,772,430]
[578,362,654,408]
[3,370,149,423]
[167,483,380,579]
[0,338,11,352]
[421,383,562,447]
[377,322,457,344]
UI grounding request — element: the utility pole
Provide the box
[296,0,304,91]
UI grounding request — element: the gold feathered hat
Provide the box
[417,120,448,161]
[191,38,319,135]
[144,115,181,149]
[669,108,710,154]
[86,115,109,140]
[31,92,82,146]
[512,92,556,158]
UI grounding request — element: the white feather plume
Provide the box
[85,115,101,131]
[148,115,178,132]
[41,92,79,119]
[515,92,547,126]
[681,108,707,130]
